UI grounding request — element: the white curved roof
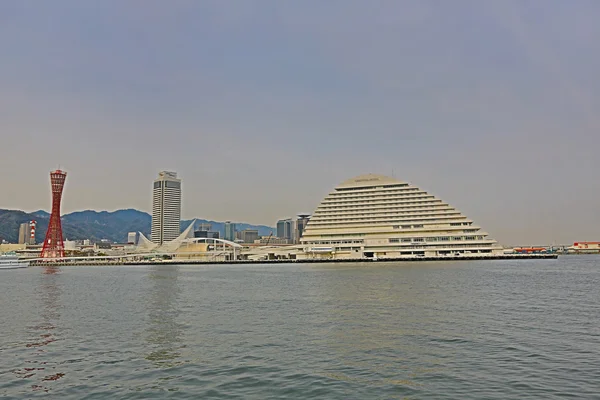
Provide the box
[135,220,196,253]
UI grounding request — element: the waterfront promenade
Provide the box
[29,253,558,267]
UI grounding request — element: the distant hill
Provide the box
[0,209,275,243]
[62,209,152,242]
[0,209,38,243]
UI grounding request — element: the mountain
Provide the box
[32,210,50,218]
[0,209,275,243]
[62,209,152,242]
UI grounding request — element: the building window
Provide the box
[165,181,181,189]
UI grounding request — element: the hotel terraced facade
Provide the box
[298,174,503,260]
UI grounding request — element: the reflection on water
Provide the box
[145,266,185,368]
[1,260,599,399]
[14,267,65,392]
[315,265,465,390]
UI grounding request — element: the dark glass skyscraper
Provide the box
[224,221,236,242]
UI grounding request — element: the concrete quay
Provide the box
[31,253,558,267]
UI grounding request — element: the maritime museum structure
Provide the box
[298,174,503,259]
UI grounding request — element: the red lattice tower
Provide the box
[40,170,67,258]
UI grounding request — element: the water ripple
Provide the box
[0,258,599,398]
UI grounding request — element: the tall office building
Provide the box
[295,214,311,243]
[277,219,295,242]
[127,232,139,245]
[224,221,236,241]
[197,223,212,231]
[151,171,182,244]
[18,222,29,244]
[193,223,220,240]
[18,221,36,245]
[239,229,259,244]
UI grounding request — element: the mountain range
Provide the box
[0,209,275,244]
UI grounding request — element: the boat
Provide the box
[0,252,29,269]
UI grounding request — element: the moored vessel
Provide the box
[0,252,29,269]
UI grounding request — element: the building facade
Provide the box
[18,221,35,245]
[197,223,212,232]
[277,219,295,242]
[151,171,182,244]
[239,229,259,244]
[568,242,600,254]
[18,222,29,244]
[299,174,503,260]
[127,232,138,245]
[224,221,236,242]
[295,214,310,243]
[254,236,291,245]
[194,230,220,239]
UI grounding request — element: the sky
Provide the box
[1,0,598,245]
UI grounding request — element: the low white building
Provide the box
[568,242,600,254]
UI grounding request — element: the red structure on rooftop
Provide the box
[40,170,67,258]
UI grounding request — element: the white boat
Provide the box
[0,252,29,269]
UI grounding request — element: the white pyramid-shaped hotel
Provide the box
[298,174,503,259]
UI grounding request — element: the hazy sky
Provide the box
[1,0,598,245]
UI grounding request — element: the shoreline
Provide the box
[30,253,558,267]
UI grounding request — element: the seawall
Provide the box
[31,253,559,267]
